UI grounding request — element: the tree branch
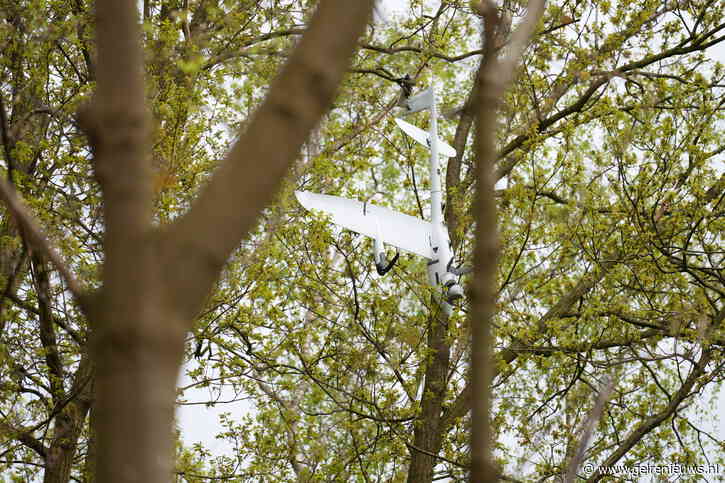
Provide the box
[494,23,725,180]
[565,376,616,482]
[584,349,713,482]
[444,254,619,431]
[202,28,307,70]
[0,93,17,185]
[31,255,66,403]
[0,176,83,300]
[0,422,47,459]
[159,0,376,322]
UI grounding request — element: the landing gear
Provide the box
[375,250,399,276]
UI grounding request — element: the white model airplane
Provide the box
[295,85,464,310]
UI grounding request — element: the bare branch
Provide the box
[565,376,616,483]
[584,349,713,483]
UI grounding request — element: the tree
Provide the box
[1,0,375,481]
[179,1,724,481]
[1,0,724,482]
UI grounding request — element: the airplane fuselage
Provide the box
[413,87,463,309]
[427,221,456,290]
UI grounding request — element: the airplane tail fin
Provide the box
[399,87,434,114]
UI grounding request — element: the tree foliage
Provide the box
[0,0,723,482]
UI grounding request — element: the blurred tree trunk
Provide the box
[79,1,375,481]
[470,2,545,482]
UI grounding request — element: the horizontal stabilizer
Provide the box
[402,87,434,114]
[395,118,457,158]
[295,191,432,259]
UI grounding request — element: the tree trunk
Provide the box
[470,3,545,481]
[88,0,175,479]
[92,311,185,482]
[43,356,93,483]
[406,307,450,483]
[83,406,96,482]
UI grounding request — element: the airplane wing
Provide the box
[295,191,432,259]
[394,118,457,158]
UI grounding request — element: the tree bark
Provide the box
[85,0,173,480]
[471,7,503,476]
[406,307,451,483]
[43,355,93,483]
